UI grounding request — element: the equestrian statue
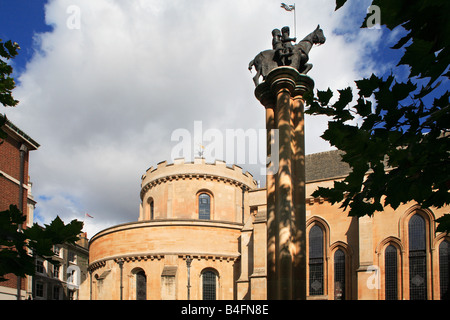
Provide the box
[249,25,326,86]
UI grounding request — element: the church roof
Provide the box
[305,150,351,182]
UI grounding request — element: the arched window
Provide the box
[439,240,450,300]
[198,193,211,220]
[136,271,147,300]
[385,245,398,300]
[408,214,427,300]
[149,199,154,220]
[309,225,324,296]
[334,249,345,300]
[146,198,154,220]
[202,270,217,300]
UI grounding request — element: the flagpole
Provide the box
[293,4,297,39]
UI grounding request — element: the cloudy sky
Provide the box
[1,0,397,238]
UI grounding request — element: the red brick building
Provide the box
[0,117,39,299]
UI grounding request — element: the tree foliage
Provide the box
[305,0,449,232]
[0,205,83,281]
[0,38,19,108]
[0,38,20,141]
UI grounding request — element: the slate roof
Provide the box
[305,150,351,182]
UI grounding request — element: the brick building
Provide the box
[0,117,39,299]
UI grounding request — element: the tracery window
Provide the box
[202,270,217,300]
[334,249,345,300]
[408,214,427,300]
[198,193,211,220]
[309,225,324,296]
[385,245,398,300]
[439,240,450,300]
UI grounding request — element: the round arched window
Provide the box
[198,193,211,220]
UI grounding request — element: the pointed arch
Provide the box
[306,216,330,297]
[330,242,352,300]
[399,205,438,300]
[376,236,404,300]
[436,235,450,300]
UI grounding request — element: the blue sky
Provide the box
[1,0,387,237]
[0,0,53,76]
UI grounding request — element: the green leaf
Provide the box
[317,88,333,106]
[330,87,353,122]
[436,214,450,234]
[355,97,372,117]
[398,39,435,78]
[391,80,416,102]
[391,34,411,50]
[356,74,380,98]
[43,216,83,245]
[335,0,347,11]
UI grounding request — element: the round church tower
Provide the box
[139,157,257,222]
[87,158,258,300]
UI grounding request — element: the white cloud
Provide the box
[5,0,380,238]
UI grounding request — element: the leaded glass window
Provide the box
[385,245,398,300]
[199,193,211,220]
[409,214,427,300]
[202,270,216,300]
[439,240,450,300]
[309,225,324,295]
[334,249,345,300]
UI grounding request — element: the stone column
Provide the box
[255,67,314,300]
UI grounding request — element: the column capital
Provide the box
[254,67,314,109]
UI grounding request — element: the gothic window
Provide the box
[199,193,211,220]
[385,245,398,300]
[309,225,324,296]
[136,271,147,300]
[439,240,450,300]
[334,249,346,300]
[202,270,217,300]
[408,214,427,300]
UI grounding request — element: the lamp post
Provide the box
[186,256,192,300]
[117,259,124,300]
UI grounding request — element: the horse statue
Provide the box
[249,25,326,86]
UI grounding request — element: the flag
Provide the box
[281,3,295,11]
[85,213,94,218]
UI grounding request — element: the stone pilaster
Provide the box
[356,215,378,299]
